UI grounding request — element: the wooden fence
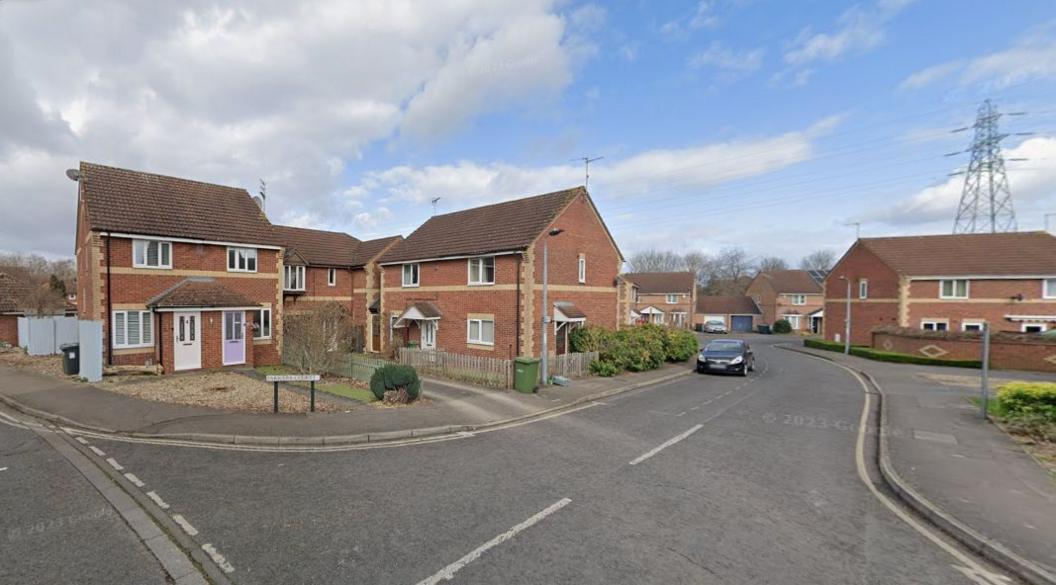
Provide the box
[326,353,392,383]
[396,347,513,388]
[546,351,599,379]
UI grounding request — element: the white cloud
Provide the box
[784,0,914,66]
[0,0,592,255]
[689,42,764,74]
[900,27,1056,91]
[898,61,963,90]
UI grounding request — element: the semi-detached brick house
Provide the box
[74,162,284,372]
[377,187,624,359]
[823,232,1056,346]
[623,272,696,328]
[746,269,824,332]
[273,225,400,352]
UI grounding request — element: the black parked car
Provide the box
[696,339,755,376]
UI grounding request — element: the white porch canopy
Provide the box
[554,302,586,323]
[639,306,664,315]
[1005,315,1056,323]
[393,302,442,328]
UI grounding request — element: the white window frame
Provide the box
[921,319,949,331]
[1043,278,1056,299]
[112,310,153,349]
[939,279,969,299]
[327,268,337,287]
[578,257,586,284]
[132,239,172,269]
[1022,323,1048,333]
[962,320,985,332]
[858,279,868,300]
[665,294,679,304]
[789,294,807,306]
[227,247,258,273]
[402,263,420,288]
[467,318,495,346]
[782,314,802,329]
[467,256,495,286]
[284,265,305,291]
[252,308,272,340]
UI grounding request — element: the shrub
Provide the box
[369,364,421,402]
[589,359,620,377]
[569,325,615,354]
[804,338,846,352]
[664,329,699,362]
[849,347,980,368]
[995,382,1056,420]
[616,324,667,371]
[772,319,792,334]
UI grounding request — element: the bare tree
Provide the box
[627,249,685,273]
[755,256,788,273]
[799,249,837,272]
[682,251,709,284]
[282,303,352,374]
[701,247,755,295]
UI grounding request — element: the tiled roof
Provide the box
[0,271,32,313]
[858,232,1056,276]
[622,272,696,294]
[695,295,761,315]
[755,270,823,294]
[380,188,583,263]
[79,162,279,246]
[273,225,359,267]
[351,235,402,267]
[147,278,259,309]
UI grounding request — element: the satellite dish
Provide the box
[65,169,81,181]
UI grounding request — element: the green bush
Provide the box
[995,382,1056,420]
[369,364,421,401]
[772,319,792,334]
[569,325,615,354]
[804,338,846,352]
[664,329,699,362]
[616,324,667,371]
[589,359,620,377]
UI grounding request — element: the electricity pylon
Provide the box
[951,99,1026,234]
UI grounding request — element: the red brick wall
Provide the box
[824,243,901,345]
[906,279,1056,334]
[872,329,1056,373]
[0,315,18,346]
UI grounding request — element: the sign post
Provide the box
[980,323,991,419]
[265,374,321,414]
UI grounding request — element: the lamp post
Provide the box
[838,275,851,354]
[540,227,564,385]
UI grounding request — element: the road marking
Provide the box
[629,424,704,466]
[146,490,170,509]
[172,514,199,536]
[124,473,145,487]
[415,498,571,585]
[952,564,1013,584]
[105,457,124,471]
[74,437,88,444]
[202,543,235,573]
[0,467,7,472]
[88,446,105,457]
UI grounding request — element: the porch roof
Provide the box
[393,301,442,327]
[147,278,259,310]
[554,302,586,322]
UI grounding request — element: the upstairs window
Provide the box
[328,268,337,287]
[403,263,420,287]
[790,294,807,305]
[468,257,495,285]
[227,247,257,272]
[1044,278,1056,299]
[578,257,586,284]
[939,279,968,299]
[133,239,171,269]
[858,279,868,300]
[666,294,679,304]
[284,265,305,291]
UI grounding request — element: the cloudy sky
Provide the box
[2,0,1056,263]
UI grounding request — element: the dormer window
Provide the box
[284,265,305,291]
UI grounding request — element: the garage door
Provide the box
[731,315,753,332]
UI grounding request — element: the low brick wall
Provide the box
[871,327,1056,373]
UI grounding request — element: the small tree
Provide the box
[283,302,351,374]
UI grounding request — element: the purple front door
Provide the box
[222,311,245,366]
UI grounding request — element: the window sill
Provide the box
[132,265,172,270]
[228,269,258,274]
[466,342,494,351]
[402,284,420,288]
[467,282,495,287]
[114,344,153,351]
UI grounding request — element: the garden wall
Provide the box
[871,327,1056,373]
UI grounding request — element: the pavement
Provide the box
[0,361,691,444]
[793,343,1056,583]
[0,335,1023,584]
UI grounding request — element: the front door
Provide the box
[173,312,201,371]
[223,311,246,366]
[421,320,436,350]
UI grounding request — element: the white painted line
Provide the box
[415,498,571,585]
[106,457,124,471]
[0,467,8,472]
[88,446,105,457]
[202,543,235,573]
[124,473,145,487]
[146,490,170,510]
[172,514,198,536]
[629,424,704,466]
[75,437,88,444]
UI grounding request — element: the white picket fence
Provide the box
[18,316,79,356]
[396,347,513,388]
[546,351,599,379]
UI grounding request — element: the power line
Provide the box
[952,99,1024,233]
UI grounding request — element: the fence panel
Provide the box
[16,317,28,349]
[546,351,599,379]
[396,348,512,388]
[327,352,392,383]
[20,316,79,355]
[78,320,104,382]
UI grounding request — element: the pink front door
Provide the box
[222,311,245,366]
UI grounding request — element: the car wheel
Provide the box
[741,366,748,377]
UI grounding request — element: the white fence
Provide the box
[18,316,79,356]
[546,351,599,379]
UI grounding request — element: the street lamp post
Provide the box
[540,228,564,385]
[838,275,851,354]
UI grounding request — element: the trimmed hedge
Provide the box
[993,382,1056,442]
[772,319,792,334]
[369,364,421,401]
[571,323,698,377]
[803,338,981,368]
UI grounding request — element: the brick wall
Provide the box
[823,243,901,345]
[0,315,17,346]
[906,279,1056,334]
[872,328,1056,373]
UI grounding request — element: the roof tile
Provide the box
[858,232,1056,276]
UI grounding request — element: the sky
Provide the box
[2,0,1056,265]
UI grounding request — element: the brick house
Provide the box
[694,294,762,332]
[622,272,696,328]
[74,162,284,372]
[823,232,1056,346]
[0,270,33,345]
[746,270,823,332]
[377,187,623,359]
[272,225,400,352]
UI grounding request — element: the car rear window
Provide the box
[706,341,743,351]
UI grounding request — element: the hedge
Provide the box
[369,364,422,401]
[993,382,1056,442]
[803,338,981,368]
[571,323,698,377]
[772,319,792,334]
